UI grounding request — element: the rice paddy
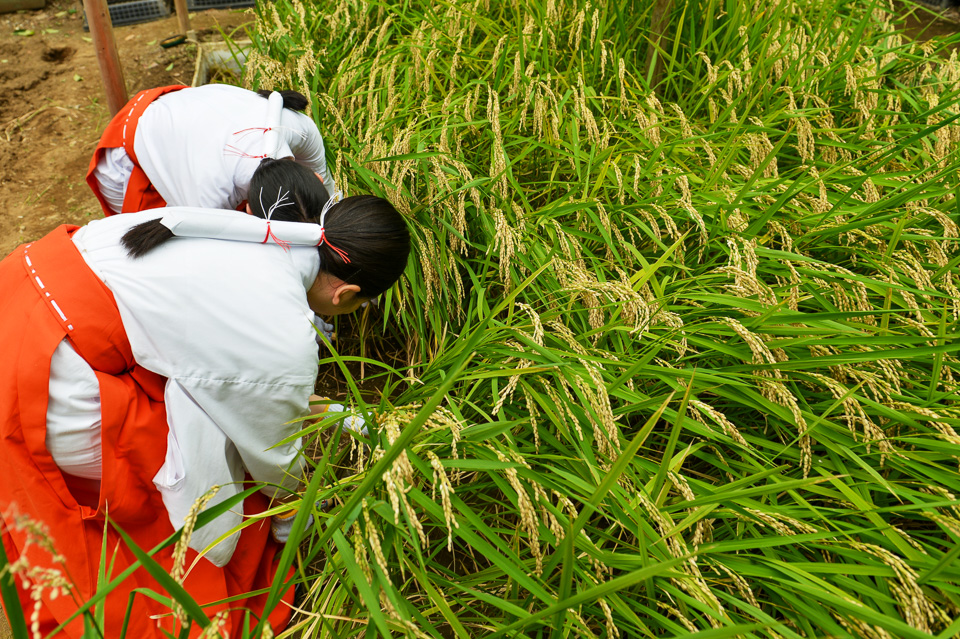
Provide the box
[6,0,960,636]
[243,0,960,635]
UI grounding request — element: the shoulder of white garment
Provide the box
[134,86,276,209]
[72,209,321,385]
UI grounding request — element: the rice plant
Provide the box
[235,0,960,635]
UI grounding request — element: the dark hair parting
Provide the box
[256,89,309,112]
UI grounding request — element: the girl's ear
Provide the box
[331,283,362,307]
[245,202,254,215]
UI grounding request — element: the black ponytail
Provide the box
[256,89,309,112]
[121,217,173,258]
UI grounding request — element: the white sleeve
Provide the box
[153,375,311,566]
[91,147,134,215]
[285,113,337,198]
[46,340,102,480]
[165,374,309,493]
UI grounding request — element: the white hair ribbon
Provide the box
[318,190,342,228]
[262,91,283,158]
[223,91,286,160]
[259,186,296,250]
[159,208,324,246]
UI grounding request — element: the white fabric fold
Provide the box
[159,207,324,246]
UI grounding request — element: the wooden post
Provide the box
[82,0,127,115]
[172,0,195,41]
[646,0,675,92]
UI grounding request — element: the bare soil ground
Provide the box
[0,0,251,259]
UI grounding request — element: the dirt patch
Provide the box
[0,0,251,258]
[898,1,960,41]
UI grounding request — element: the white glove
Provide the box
[360,296,380,309]
[270,509,313,544]
[313,315,335,344]
[326,403,368,435]
[270,500,331,543]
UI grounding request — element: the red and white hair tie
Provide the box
[315,191,350,263]
[258,186,294,251]
[223,91,306,161]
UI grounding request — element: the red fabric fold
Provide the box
[86,85,187,216]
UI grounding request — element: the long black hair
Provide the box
[316,194,410,299]
[247,157,329,223]
[121,158,410,299]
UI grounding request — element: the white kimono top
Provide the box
[95,84,336,213]
[46,210,321,566]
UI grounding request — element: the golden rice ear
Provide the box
[3,504,70,580]
[239,0,960,633]
[170,486,221,626]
